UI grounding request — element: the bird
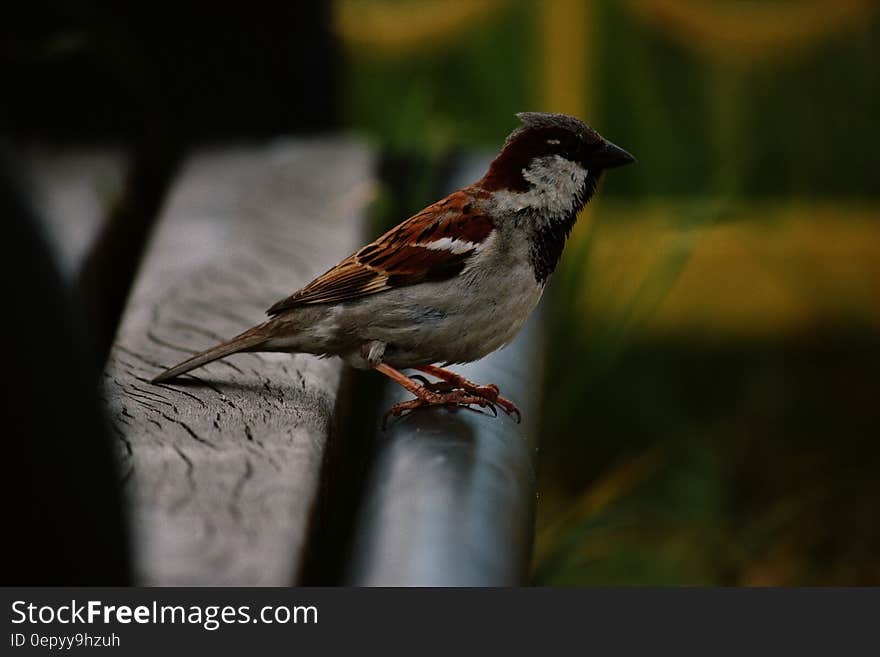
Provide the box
[152,112,635,424]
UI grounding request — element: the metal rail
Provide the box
[346,156,544,586]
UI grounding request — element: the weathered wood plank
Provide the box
[346,155,544,586]
[103,139,375,585]
[21,147,127,279]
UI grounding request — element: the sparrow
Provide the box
[152,112,635,423]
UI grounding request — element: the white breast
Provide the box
[333,228,544,369]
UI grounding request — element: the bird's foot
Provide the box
[409,374,455,393]
[413,366,522,423]
[382,388,498,428]
[486,394,521,423]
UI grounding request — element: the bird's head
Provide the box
[481,112,635,195]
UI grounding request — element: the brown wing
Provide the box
[266,188,493,316]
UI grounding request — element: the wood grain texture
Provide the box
[103,140,375,585]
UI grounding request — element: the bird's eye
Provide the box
[546,139,561,145]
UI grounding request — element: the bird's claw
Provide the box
[382,389,501,428]
[470,386,520,423]
[382,375,522,430]
[381,368,521,428]
[494,397,521,423]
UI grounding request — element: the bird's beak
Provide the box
[593,139,636,169]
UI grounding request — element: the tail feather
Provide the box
[151,325,269,384]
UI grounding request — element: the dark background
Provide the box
[3,1,878,585]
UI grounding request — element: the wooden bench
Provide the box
[35,140,542,585]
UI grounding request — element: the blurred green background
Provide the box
[338,0,880,585]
